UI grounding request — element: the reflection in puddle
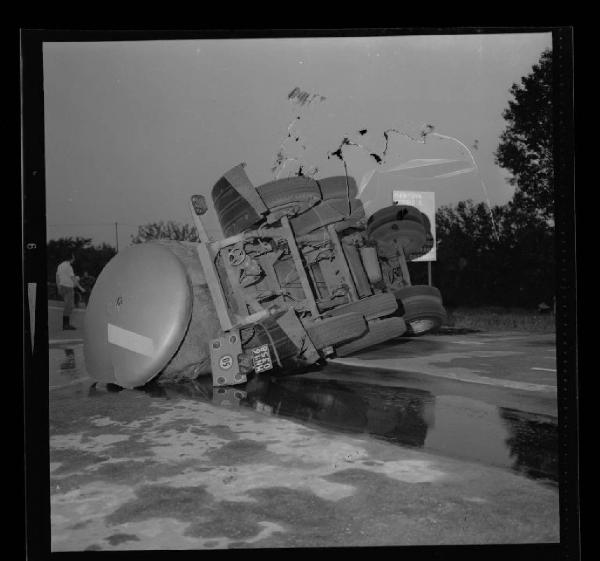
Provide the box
[141,374,558,484]
[59,348,76,371]
[49,347,87,388]
[500,408,558,482]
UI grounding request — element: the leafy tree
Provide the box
[76,243,118,278]
[431,199,554,308]
[46,236,91,267]
[495,200,554,307]
[428,50,555,310]
[430,201,506,307]
[131,220,199,244]
[495,48,553,222]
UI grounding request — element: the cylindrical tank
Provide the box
[83,240,224,389]
[359,246,383,284]
[83,240,315,389]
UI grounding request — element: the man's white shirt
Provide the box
[56,261,75,287]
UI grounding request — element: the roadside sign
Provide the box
[392,191,436,261]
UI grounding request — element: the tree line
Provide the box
[46,237,116,299]
[407,198,554,308]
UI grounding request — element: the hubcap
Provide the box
[409,319,436,334]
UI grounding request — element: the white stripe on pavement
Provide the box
[331,357,556,393]
[531,367,557,372]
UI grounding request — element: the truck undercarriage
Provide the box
[83,163,446,389]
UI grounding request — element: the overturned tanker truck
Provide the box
[84,163,446,389]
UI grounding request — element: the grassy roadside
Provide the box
[443,307,556,333]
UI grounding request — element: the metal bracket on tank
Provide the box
[209,330,247,387]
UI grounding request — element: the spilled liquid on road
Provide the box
[157,374,558,485]
[50,346,559,485]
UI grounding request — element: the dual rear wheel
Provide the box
[393,285,446,336]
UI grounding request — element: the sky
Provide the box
[42,32,552,248]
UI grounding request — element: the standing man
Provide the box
[56,254,85,330]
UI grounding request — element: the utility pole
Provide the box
[114,222,119,252]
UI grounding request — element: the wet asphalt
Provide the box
[49,336,558,485]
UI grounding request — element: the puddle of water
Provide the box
[147,374,558,484]
[50,344,557,484]
[49,346,88,388]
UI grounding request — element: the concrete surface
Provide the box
[48,301,85,343]
[50,381,559,551]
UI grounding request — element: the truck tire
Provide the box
[333,218,364,234]
[212,175,263,237]
[366,204,424,236]
[317,175,358,200]
[323,292,398,321]
[369,220,427,257]
[327,197,365,220]
[335,317,407,357]
[290,198,364,236]
[419,211,432,235]
[367,204,427,257]
[256,176,321,210]
[304,313,367,349]
[393,285,446,336]
[396,210,434,260]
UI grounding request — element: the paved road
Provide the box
[48,327,559,551]
[332,331,557,394]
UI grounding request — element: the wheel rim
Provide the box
[409,318,436,334]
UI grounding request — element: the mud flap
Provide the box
[210,330,247,387]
